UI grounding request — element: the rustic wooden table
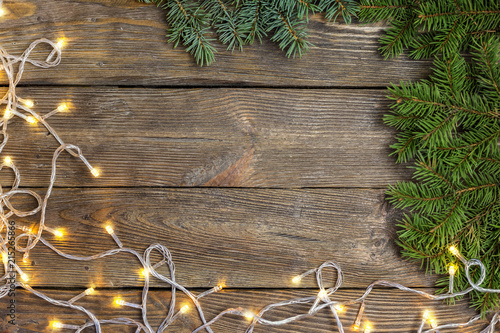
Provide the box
[0,1,485,332]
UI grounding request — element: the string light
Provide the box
[56,38,66,50]
[4,107,12,119]
[114,297,142,309]
[19,98,34,108]
[244,311,255,321]
[0,38,498,333]
[91,168,100,177]
[57,103,69,112]
[51,321,80,330]
[449,245,466,263]
[3,156,11,165]
[25,115,37,124]
[44,226,64,238]
[52,321,64,329]
[105,224,122,247]
[334,304,345,313]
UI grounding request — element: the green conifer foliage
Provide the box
[383,35,500,313]
[139,0,500,315]
[138,0,358,65]
[358,0,500,59]
[359,0,500,314]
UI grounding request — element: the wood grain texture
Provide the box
[3,288,486,332]
[0,0,432,87]
[0,87,412,188]
[13,187,437,289]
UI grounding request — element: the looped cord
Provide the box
[0,38,499,333]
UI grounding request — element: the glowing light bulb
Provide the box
[52,321,64,329]
[141,268,149,276]
[105,225,114,234]
[54,229,64,238]
[2,252,8,264]
[217,281,226,290]
[4,108,13,119]
[4,156,12,165]
[244,311,254,321]
[57,103,69,112]
[449,264,457,276]
[56,38,66,50]
[23,100,34,108]
[26,116,37,124]
[334,304,345,313]
[292,275,302,284]
[318,289,328,298]
[85,287,94,295]
[429,318,438,328]
[91,168,100,177]
[423,310,430,320]
[21,273,29,282]
[353,324,360,331]
[23,253,29,263]
[364,323,372,333]
[180,304,190,314]
[115,298,125,306]
[449,246,459,256]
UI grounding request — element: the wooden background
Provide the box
[0,0,486,332]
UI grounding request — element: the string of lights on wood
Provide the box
[0,22,499,333]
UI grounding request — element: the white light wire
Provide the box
[0,38,498,333]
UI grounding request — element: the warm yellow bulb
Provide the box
[449,246,459,256]
[318,289,328,298]
[57,103,69,112]
[141,268,149,276]
[85,287,94,295]
[180,304,190,314]
[23,253,29,263]
[26,116,37,124]
[115,298,125,306]
[2,252,8,264]
[217,281,226,290]
[21,273,29,282]
[91,168,100,177]
[292,275,302,284]
[52,321,64,328]
[364,323,372,333]
[105,225,114,234]
[4,156,11,165]
[449,264,457,276]
[334,304,345,313]
[353,324,360,331]
[423,310,430,320]
[56,38,66,50]
[23,100,34,108]
[4,108,12,119]
[243,311,254,321]
[0,8,5,17]
[429,318,437,328]
[54,229,64,238]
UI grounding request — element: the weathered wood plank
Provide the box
[5,288,485,332]
[13,188,435,289]
[0,0,432,87]
[0,87,411,188]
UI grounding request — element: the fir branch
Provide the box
[139,0,357,65]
